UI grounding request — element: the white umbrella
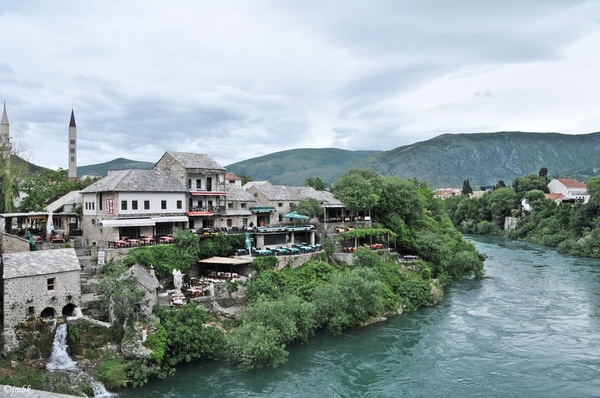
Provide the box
[47,210,54,236]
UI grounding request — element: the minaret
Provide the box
[1,102,12,157]
[68,109,78,181]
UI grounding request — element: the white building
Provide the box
[547,178,590,204]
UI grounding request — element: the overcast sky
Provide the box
[1,0,599,170]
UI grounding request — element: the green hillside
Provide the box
[353,131,600,188]
[225,148,379,186]
[77,158,154,177]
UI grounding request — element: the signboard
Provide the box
[98,251,106,265]
[106,198,114,215]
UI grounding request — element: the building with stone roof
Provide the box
[121,264,161,312]
[548,178,590,204]
[243,181,345,224]
[154,151,228,231]
[79,169,189,247]
[2,248,81,351]
[219,185,260,231]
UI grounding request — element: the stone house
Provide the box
[2,248,81,351]
[45,190,82,236]
[243,181,345,225]
[121,264,160,312]
[154,151,227,231]
[79,169,189,247]
[547,178,590,204]
[221,185,260,231]
[222,173,243,187]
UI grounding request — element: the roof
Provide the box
[243,181,343,206]
[197,256,252,266]
[225,174,241,180]
[80,169,188,193]
[69,110,76,128]
[123,264,160,292]
[545,193,565,200]
[158,152,226,171]
[3,248,80,279]
[555,178,587,189]
[1,102,8,125]
[225,185,259,203]
[46,190,81,213]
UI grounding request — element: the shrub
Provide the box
[251,256,278,272]
[225,322,288,370]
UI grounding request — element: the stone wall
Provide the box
[3,270,81,351]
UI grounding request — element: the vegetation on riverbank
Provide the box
[445,172,600,257]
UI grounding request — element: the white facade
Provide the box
[547,178,590,204]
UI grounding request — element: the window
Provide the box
[243,218,248,227]
[254,193,258,198]
[132,200,138,210]
[69,148,75,153]
[278,203,283,207]
[47,278,56,291]
[71,156,75,161]
[70,139,75,145]
[241,203,247,208]
[227,219,233,227]
[229,180,235,184]
[27,306,35,316]
[144,200,150,210]
[188,179,192,189]
[196,179,202,190]
[161,200,167,210]
[121,200,127,210]
[228,203,233,209]
[99,194,103,210]
[177,200,182,209]
[206,177,212,191]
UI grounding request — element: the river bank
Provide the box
[119,235,600,398]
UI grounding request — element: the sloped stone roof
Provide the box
[80,170,187,193]
[160,152,226,171]
[225,185,259,203]
[243,181,343,206]
[46,190,81,213]
[123,264,160,292]
[3,248,80,279]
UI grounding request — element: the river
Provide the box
[121,235,600,397]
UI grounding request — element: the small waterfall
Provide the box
[47,323,114,397]
[47,324,77,370]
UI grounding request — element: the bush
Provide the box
[97,354,128,390]
[225,322,288,370]
[252,256,278,272]
[144,324,167,363]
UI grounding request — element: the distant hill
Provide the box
[353,131,600,188]
[73,132,600,189]
[77,158,154,177]
[225,148,379,186]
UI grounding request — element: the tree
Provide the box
[331,169,382,214]
[494,180,507,189]
[461,179,473,195]
[304,177,326,191]
[290,197,323,219]
[0,142,28,213]
[19,168,81,212]
[587,176,600,203]
[512,174,549,199]
[237,174,253,186]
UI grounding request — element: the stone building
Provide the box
[2,248,81,351]
[121,264,160,313]
[154,151,227,231]
[221,185,260,231]
[79,169,189,247]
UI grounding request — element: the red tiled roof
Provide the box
[545,193,564,200]
[556,178,586,188]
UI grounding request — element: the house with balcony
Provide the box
[79,169,189,247]
[154,152,227,231]
[221,185,260,231]
[548,178,590,204]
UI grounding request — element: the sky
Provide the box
[1,0,600,170]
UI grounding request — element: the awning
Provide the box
[283,211,310,220]
[250,206,276,213]
[100,219,155,227]
[151,216,189,223]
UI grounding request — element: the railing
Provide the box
[188,206,224,214]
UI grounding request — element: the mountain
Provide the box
[353,131,600,188]
[77,158,154,177]
[225,148,379,186]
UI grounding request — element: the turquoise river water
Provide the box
[121,235,600,397]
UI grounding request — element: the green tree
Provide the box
[512,173,549,199]
[19,168,80,212]
[290,197,323,219]
[461,179,473,195]
[0,152,27,213]
[331,169,382,215]
[304,177,326,191]
[225,321,288,370]
[237,174,253,186]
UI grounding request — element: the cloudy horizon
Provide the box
[1,1,600,170]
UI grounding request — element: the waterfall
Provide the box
[47,323,114,397]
